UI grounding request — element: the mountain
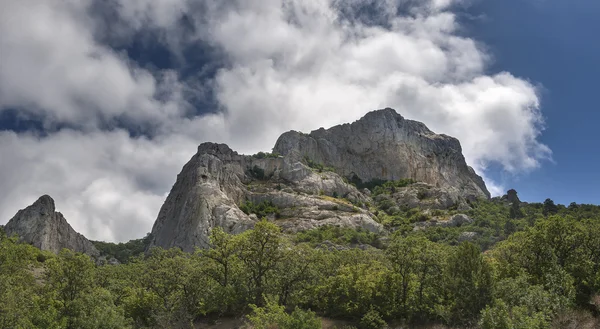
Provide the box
[4,195,99,256]
[274,108,489,199]
[148,108,489,252]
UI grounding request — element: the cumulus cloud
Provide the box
[0,0,550,241]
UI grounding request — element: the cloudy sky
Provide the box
[1,0,598,242]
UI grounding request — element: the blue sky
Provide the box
[461,0,600,204]
[0,0,597,241]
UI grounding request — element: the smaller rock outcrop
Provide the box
[4,195,99,256]
[373,182,472,211]
[458,231,479,242]
[413,213,474,230]
[147,108,489,252]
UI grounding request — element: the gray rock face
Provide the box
[413,213,474,230]
[374,182,472,211]
[147,144,256,252]
[148,108,489,252]
[148,142,384,252]
[458,231,479,242]
[273,108,489,200]
[4,195,99,256]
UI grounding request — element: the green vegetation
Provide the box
[239,200,281,219]
[247,165,267,180]
[303,156,336,173]
[1,196,599,328]
[294,226,381,247]
[251,151,281,159]
[248,298,321,329]
[371,179,416,195]
[348,175,415,192]
[92,234,153,264]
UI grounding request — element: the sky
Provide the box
[0,0,598,242]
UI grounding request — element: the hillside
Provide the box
[1,109,599,328]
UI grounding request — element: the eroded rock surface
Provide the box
[148,108,489,251]
[4,195,99,256]
[274,108,489,200]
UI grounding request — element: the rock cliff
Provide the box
[4,195,99,256]
[274,108,489,200]
[148,108,489,252]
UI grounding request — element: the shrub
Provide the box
[303,156,335,173]
[247,165,266,180]
[251,151,281,159]
[248,299,320,329]
[285,308,321,329]
[359,309,387,329]
[240,200,281,219]
[372,179,416,196]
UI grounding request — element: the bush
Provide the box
[294,225,379,247]
[303,156,335,173]
[372,179,416,196]
[239,200,280,219]
[248,299,320,329]
[251,151,281,159]
[285,308,321,329]
[247,165,266,180]
[359,309,387,329]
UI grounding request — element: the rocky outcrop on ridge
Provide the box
[148,108,490,252]
[4,195,99,256]
[274,108,489,200]
[147,143,381,252]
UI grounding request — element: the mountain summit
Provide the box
[148,108,489,252]
[274,108,489,199]
[4,195,99,256]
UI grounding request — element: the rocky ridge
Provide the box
[4,195,99,256]
[148,108,490,252]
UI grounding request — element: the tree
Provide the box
[542,198,558,216]
[44,249,130,329]
[248,297,321,329]
[385,236,447,320]
[45,250,96,325]
[446,242,493,325]
[275,244,321,307]
[238,220,286,306]
[201,227,246,313]
[0,233,49,328]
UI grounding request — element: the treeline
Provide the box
[1,201,599,328]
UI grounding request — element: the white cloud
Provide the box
[0,0,188,129]
[0,130,198,241]
[0,0,550,241]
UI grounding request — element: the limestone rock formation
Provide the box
[148,108,489,252]
[147,143,256,252]
[148,143,383,252]
[373,182,472,212]
[4,195,99,256]
[413,213,474,230]
[274,108,489,200]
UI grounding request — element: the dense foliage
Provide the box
[1,196,599,328]
[251,152,281,159]
[92,234,153,264]
[240,200,281,219]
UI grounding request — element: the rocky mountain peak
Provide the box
[4,195,99,256]
[197,142,239,157]
[148,108,490,252]
[274,108,489,199]
[31,194,55,214]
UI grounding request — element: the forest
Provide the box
[1,194,599,329]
